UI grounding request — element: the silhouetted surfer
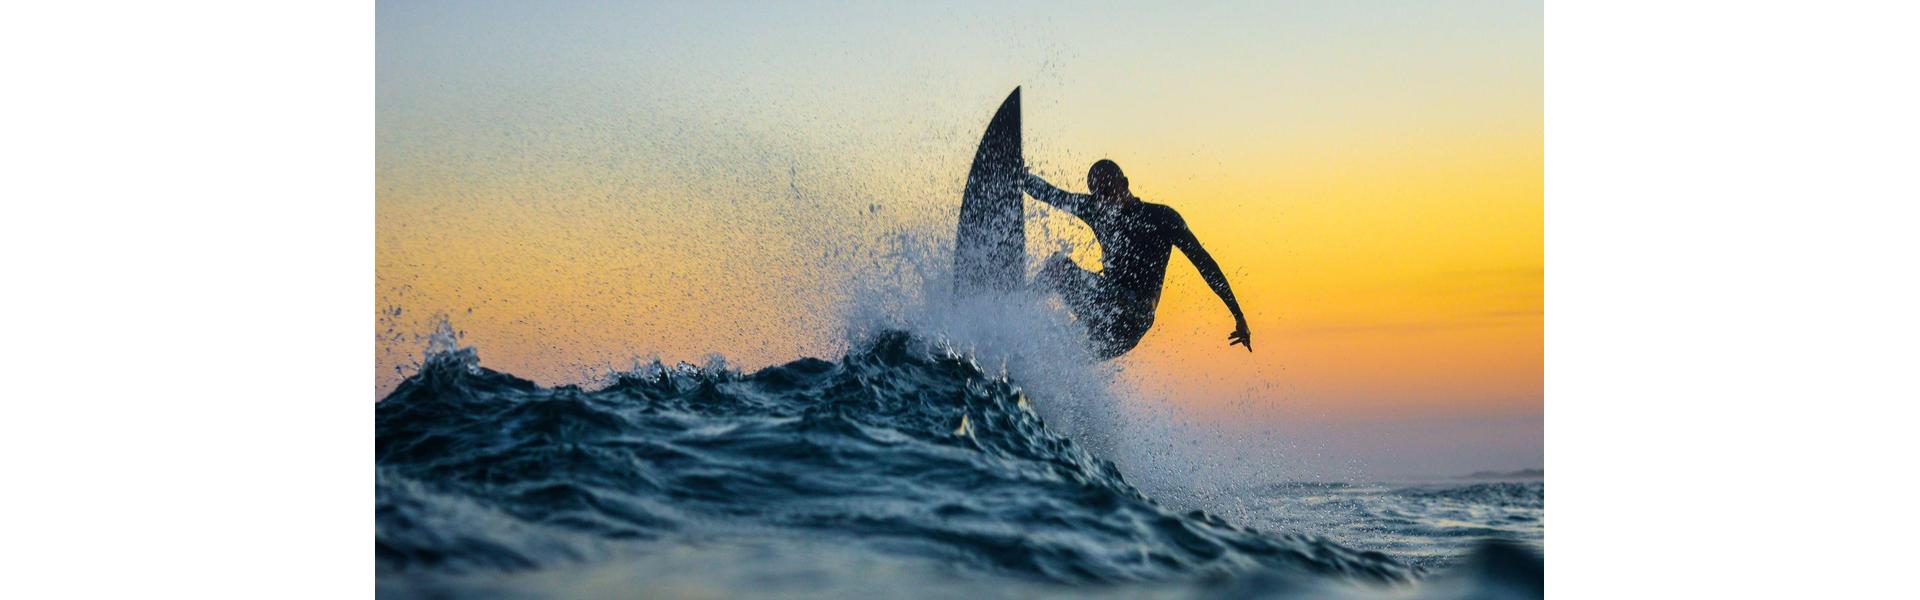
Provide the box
[1023,159,1250,359]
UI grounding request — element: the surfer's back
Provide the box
[1098,201,1184,311]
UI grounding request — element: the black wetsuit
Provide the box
[1024,172,1241,359]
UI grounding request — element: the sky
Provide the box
[376,0,1541,478]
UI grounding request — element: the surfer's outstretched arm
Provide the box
[1170,213,1252,351]
[1021,171,1094,220]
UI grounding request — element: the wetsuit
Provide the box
[1024,172,1245,359]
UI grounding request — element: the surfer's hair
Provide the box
[1088,159,1127,197]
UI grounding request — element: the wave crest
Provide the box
[376,330,1415,585]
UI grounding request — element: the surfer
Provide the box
[1022,159,1251,359]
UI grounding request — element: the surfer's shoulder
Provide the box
[1140,202,1185,227]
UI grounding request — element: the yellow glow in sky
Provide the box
[377,1,1541,466]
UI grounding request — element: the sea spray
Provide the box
[836,228,1128,459]
[377,329,1417,591]
[829,226,1288,510]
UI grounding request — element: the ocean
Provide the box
[375,329,1541,598]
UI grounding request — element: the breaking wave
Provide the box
[377,330,1418,594]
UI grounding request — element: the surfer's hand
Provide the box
[1228,319,1252,352]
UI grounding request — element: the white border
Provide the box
[6,1,1919,597]
[4,2,371,597]
[1550,0,1919,595]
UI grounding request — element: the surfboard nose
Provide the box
[954,87,1026,296]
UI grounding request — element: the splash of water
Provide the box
[378,328,1417,592]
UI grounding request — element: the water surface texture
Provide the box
[376,331,1539,598]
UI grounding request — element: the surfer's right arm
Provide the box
[1021,170,1094,220]
[1169,211,1252,352]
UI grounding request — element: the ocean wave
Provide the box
[1394,482,1544,510]
[376,330,1418,589]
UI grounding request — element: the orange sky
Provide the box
[377,2,1540,472]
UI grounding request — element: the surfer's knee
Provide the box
[1036,253,1075,287]
[1091,324,1149,360]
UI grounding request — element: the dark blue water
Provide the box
[376,331,1540,598]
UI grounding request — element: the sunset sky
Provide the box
[377,0,1541,477]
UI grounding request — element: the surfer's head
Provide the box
[1088,159,1129,202]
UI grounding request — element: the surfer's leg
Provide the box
[1036,254,1101,307]
[1090,311,1152,359]
[1038,254,1137,356]
[1035,255,1150,360]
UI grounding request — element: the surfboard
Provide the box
[954,87,1024,297]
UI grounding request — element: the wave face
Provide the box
[376,331,1418,593]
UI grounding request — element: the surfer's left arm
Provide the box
[1020,169,1094,220]
[1170,211,1252,352]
